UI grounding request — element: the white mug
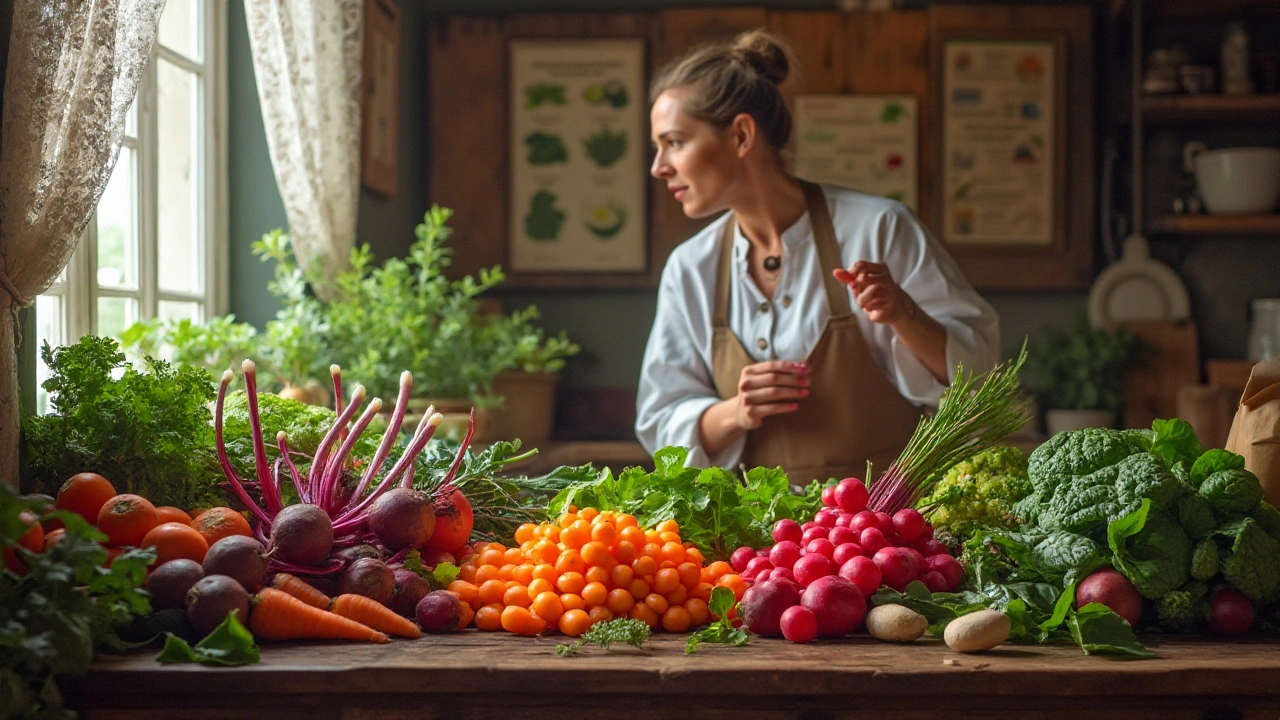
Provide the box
[1183,143,1280,215]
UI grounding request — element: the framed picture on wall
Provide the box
[361,0,400,197]
[508,38,648,275]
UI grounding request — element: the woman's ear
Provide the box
[730,113,757,158]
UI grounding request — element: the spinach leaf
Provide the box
[1067,603,1157,658]
[1191,449,1246,486]
[156,612,260,667]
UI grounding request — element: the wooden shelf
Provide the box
[1113,0,1280,21]
[1149,214,1280,235]
[1141,94,1280,123]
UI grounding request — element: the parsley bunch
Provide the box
[555,618,650,657]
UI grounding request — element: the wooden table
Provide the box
[70,633,1280,719]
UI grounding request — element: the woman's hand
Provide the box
[732,360,810,430]
[833,261,916,325]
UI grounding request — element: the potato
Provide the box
[866,604,928,642]
[943,609,1010,653]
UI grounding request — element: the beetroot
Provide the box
[334,544,382,566]
[1076,568,1143,628]
[339,557,396,605]
[793,553,835,588]
[389,568,431,618]
[801,575,866,637]
[269,504,334,566]
[367,487,436,552]
[873,546,920,588]
[203,535,268,592]
[186,574,250,638]
[146,559,204,611]
[739,579,801,637]
[416,590,462,632]
[780,605,818,643]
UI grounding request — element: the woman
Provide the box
[635,29,999,486]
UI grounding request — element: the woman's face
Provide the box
[650,88,740,219]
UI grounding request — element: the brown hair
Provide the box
[649,29,795,150]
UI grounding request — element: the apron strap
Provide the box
[800,181,854,319]
[713,217,735,330]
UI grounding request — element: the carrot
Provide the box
[249,588,389,643]
[330,594,422,639]
[270,573,332,609]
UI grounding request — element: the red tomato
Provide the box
[4,511,45,576]
[425,487,473,554]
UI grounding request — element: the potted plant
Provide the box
[487,306,581,445]
[1025,314,1145,435]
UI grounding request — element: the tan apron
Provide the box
[710,181,922,486]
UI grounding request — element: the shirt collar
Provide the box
[731,210,814,262]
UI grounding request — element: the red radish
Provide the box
[834,478,869,514]
[1208,588,1254,637]
[873,547,920,588]
[923,554,964,591]
[832,543,863,567]
[860,527,888,555]
[839,556,882,598]
[368,488,436,552]
[758,546,773,557]
[919,570,948,593]
[873,512,895,534]
[814,509,839,528]
[425,487,474,554]
[806,538,836,559]
[917,539,949,557]
[781,605,818,643]
[773,519,803,545]
[769,567,797,584]
[743,556,774,580]
[801,526,828,547]
[770,541,802,570]
[738,579,801,637]
[793,553,835,588]
[891,509,926,542]
[1076,569,1143,628]
[835,513,854,528]
[821,485,838,508]
[801,575,866,637]
[731,547,757,573]
[849,511,878,535]
[917,523,935,542]
[828,526,858,546]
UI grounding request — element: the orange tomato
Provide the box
[610,563,635,589]
[665,585,689,606]
[612,541,638,567]
[527,578,554,598]
[55,473,117,524]
[558,608,592,637]
[590,523,617,547]
[705,561,733,581]
[644,593,669,615]
[579,507,599,523]
[692,582,714,602]
[503,585,532,608]
[581,581,608,608]
[652,568,681,595]
[498,564,517,581]
[448,580,479,605]
[629,602,660,629]
[514,523,537,544]
[155,506,192,525]
[97,494,159,547]
[615,514,639,530]
[685,598,710,627]
[606,588,635,615]
[139,522,209,565]
[627,578,652,600]
[531,541,559,565]
[588,606,613,624]
[554,550,585,575]
[559,593,586,612]
[475,604,504,631]
[477,548,505,567]
[661,542,686,565]
[580,541,612,568]
[531,591,564,624]
[584,565,611,586]
[503,548,524,565]
[618,526,646,548]
[556,571,585,595]
[655,519,680,535]
[514,564,536,586]
[677,562,702,589]
[474,564,501,585]
[189,507,253,546]
[662,605,693,633]
[456,602,475,630]
[458,563,478,584]
[501,606,545,636]
[717,573,749,601]
[559,525,589,550]
[532,563,559,583]
[632,556,658,578]
[659,531,682,545]
[478,579,507,605]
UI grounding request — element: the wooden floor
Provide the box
[69,632,1280,719]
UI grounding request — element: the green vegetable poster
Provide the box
[509,39,646,272]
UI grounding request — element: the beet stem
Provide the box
[331,413,443,532]
[307,383,366,510]
[331,364,348,446]
[345,371,412,511]
[243,360,282,513]
[321,395,383,513]
[276,431,306,505]
[436,407,478,489]
[213,369,273,526]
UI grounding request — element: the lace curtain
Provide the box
[0,0,165,484]
[243,0,363,290]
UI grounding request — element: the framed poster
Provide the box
[794,95,919,212]
[509,39,647,273]
[361,0,400,197]
[941,39,1056,246]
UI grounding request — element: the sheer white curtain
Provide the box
[243,0,363,290]
[0,0,166,484]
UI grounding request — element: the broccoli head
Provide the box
[922,446,1032,535]
[1155,581,1208,632]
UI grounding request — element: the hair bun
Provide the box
[732,29,790,85]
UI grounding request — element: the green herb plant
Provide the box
[555,618,650,657]
[525,191,566,241]
[403,552,461,591]
[524,132,568,164]
[685,587,748,654]
[583,127,627,167]
[1025,314,1145,413]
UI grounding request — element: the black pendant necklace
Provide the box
[763,255,782,272]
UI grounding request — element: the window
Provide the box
[35,0,227,413]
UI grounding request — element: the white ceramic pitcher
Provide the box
[1183,143,1280,214]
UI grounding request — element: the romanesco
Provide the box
[920,446,1031,536]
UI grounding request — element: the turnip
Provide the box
[859,527,888,555]
[849,511,878,535]
[738,578,801,637]
[186,574,250,638]
[891,508,926,542]
[801,575,866,637]
[416,590,462,632]
[793,553,835,588]
[269,503,334,567]
[742,556,774,581]
[389,567,431,618]
[770,541,802,570]
[730,546,758,573]
[832,542,862,567]
[873,547,920,588]
[1208,588,1254,637]
[146,559,204,611]
[923,554,964,591]
[805,538,836,559]
[814,508,839,528]
[367,487,436,552]
[780,606,818,643]
[1076,568,1143,628]
[339,557,396,605]
[834,478,869,514]
[839,555,882,598]
[773,519,802,545]
[202,535,269,592]
[828,526,858,547]
[821,485,838,508]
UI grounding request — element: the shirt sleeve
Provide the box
[878,207,1001,407]
[634,258,748,469]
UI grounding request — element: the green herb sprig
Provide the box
[556,618,650,657]
[156,612,260,667]
[403,552,461,592]
[685,587,748,654]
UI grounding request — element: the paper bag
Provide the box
[1225,357,1280,507]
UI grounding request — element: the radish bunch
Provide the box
[730,477,964,643]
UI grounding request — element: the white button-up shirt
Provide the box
[635,184,1000,470]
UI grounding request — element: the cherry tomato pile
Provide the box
[451,506,744,637]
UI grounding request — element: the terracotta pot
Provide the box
[1045,409,1115,436]
[488,371,560,445]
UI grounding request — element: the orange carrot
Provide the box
[329,594,422,639]
[249,588,389,643]
[270,573,332,609]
